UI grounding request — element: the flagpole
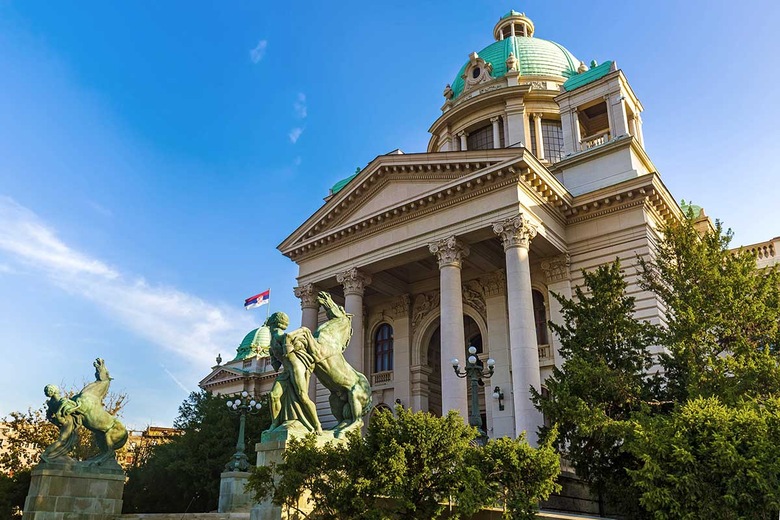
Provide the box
[266,290,271,322]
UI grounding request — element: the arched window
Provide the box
[532,289,549,345]
[374,324,394,372]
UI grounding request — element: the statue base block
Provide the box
[219,471,253,513]
[250,430,345,520]
[22,461,125,520]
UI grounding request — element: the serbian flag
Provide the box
[244,289,270,310]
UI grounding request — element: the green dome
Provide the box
[451,36,578,99]
[233,326,271,361]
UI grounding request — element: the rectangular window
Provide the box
[541,120,564,163]
[466,125,493,151]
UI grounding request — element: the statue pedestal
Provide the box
[219,471,253,513]
[22,461,124,520]
[250,430,344,520]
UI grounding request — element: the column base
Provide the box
[22,461,124,520]
[219,471,253,513]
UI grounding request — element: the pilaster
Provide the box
[336,268,372,374]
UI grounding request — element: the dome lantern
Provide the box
[493,11,535,40]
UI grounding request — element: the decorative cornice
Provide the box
[492,214,538,250]
[481,270,507,297]
[540,254,571,284]
[293,283,319,309]
[429,236,470,269]
[336,268,372,296]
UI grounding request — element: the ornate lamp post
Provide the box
[224,391,262,471]
[452,345,495,443]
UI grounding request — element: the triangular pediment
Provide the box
[198,367,244,388]
[279,149,575,261]
[280,151,523,250]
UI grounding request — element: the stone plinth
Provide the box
[23,461,124,520]
[251,430,345,520]
[219,471,253,513]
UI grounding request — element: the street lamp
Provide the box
[224,391,262,472]
[452,345,495,443]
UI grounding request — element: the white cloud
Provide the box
[289,127,304,144]
[293,93,307,119]
[0,196,254,368]
[249,40,268,64]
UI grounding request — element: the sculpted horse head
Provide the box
[315,291,353,353]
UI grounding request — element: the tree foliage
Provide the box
[536,213,780,519]
[639,217,780,404]
[531,260,654,515]
[628,397,780,519]
[122,390,271,514]
[248,407,560,520]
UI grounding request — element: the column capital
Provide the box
[457,131,468,138]
[532,112,543,121]
[293,283,319,309]
[540,254,571,284]
[492,214,538,250]
[490,116,500,123]
[428,236,470,269]
[336,268,372,296]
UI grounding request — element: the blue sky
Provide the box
[1,1,779,428]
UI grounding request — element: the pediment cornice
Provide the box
[279,150,575,262]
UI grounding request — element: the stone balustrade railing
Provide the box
[580,130,610,150]
[372,370,393,386]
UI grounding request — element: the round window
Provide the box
[472,67,481,79]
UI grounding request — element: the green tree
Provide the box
[122,390,271,514]
[473,430,561,520]
[639,216,780,404]
[628,397,780,519]
[248,407,560,520]
[532,260,655,516]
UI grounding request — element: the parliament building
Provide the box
[201,11,779,447]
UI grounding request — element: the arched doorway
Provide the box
[425,315,484,420]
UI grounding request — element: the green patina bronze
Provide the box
[41,358,128,466]
[265,291,372,438]
[233,326,271,361]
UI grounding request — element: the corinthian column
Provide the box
[428,236,470,423]
[336,268,371,374]
[293,283,319,332]
[493,214,543,445]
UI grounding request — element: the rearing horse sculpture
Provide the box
[265,291,372,437]
[311,291,372,435]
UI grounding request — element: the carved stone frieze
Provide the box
[336,267,372,296]
[540,254,571,284]
[429,236,470,269]
[391,294,411,319]
[293,283,319,309]
[480,270,507,297]
[492,214,538,250]
[462,280,486,320]
[411,291,439,336]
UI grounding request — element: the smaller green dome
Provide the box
[501,10,523,20]
[233,326,271,361]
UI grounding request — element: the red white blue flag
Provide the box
[244,289,270,310]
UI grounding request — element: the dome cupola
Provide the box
[494,10,535,39]
[447,11,579,101]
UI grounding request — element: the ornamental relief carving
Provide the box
[492,214,538,250]
[480,270,507,297]
[391,294,411,319]
[293,283,319,308]
[540,254,571,284]
[336,267,372,296]
[462,51,494,92]
[429,236,470,269]
[462,280,486,321]
[411,291,439,335]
